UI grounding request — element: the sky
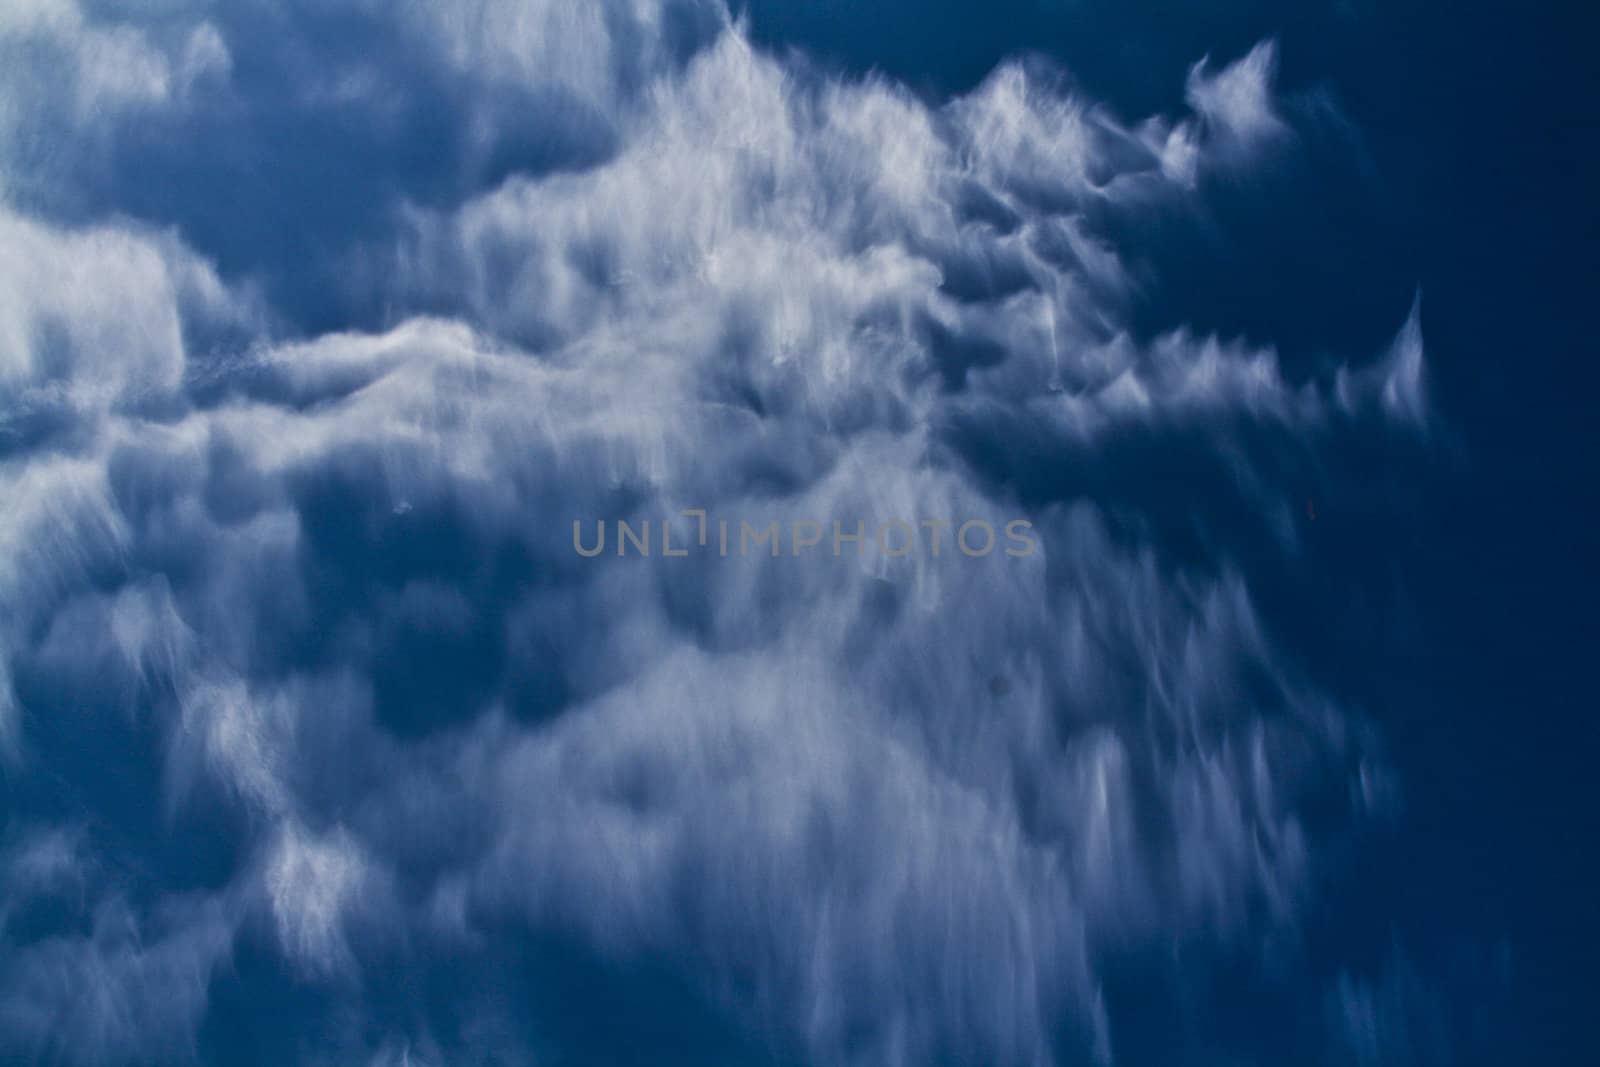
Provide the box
[1,1,1596,1064]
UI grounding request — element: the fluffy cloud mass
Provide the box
[1,2,1429,1064]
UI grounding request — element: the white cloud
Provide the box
[1185,41,1289,146]
[0,0,229,132]
[0,891,234,1065]
[0,5,1431,1063]
[264,823,372,975]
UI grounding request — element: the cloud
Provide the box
[0,0,229,203]
[0,0,229,115]
[0,889,234,1066]
[0,3,1433,1064]
[0,207,240,406]
[1184,41,1289,147]
[263,823,373,976]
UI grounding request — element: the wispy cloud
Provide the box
[0,3,1430,1063]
